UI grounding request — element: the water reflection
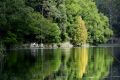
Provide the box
[74,48,88,78]
[66,48,88,80]
[30,49,61,80]
[30,48,38,56]
[0,47,114,80]
[84,48,113,80]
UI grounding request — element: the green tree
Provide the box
[28,12,61,43]
[0,0,114,47]
[95,0,120,37]
[0,0,61,48]
[0,0,34,47]
[26,0,68,41]
[65,0,113,45]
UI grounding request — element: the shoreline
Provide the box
[4,42,120,50]
[10,42,90,49]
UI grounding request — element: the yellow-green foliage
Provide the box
[74,16,88,45]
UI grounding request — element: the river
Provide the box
[0,47,120,80]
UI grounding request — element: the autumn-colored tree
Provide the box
[73,16,88,46]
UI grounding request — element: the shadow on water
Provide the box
[105,47,120,80]
[0,47,118,80]
[0,49,62,80]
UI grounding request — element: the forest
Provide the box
[0,0,119,47]
[0,0,120,79]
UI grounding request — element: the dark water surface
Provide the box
[0,47,120,80]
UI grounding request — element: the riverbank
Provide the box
[5,42,120,50]
[14,42,73,49]
[11,42,90,49]
[97,44,120,47]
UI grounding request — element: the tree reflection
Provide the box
[84,48,113,80]
[29,49,61,80]
[63,47,113,80]
[0,50,33,80]
[0,48,114,80]
[67,48,88,80]
[74,48,88,78]
[0,49,62,80]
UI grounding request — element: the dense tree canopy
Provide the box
[66,0,113,44]
[0,0,61,47]
[0,0,34,46]
[95,0,120,37]
[0,0,113,47]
